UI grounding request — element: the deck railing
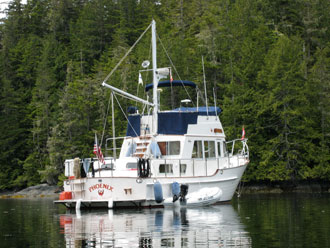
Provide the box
[226,138,249,157]
[105,136,127,158]
[66,138,249,179]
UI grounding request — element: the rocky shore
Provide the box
[240,181,330,194]
[0,184,61,199]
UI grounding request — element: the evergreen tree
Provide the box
[256,36,311,181]
[0,0,330,188]
[309,45,330,179]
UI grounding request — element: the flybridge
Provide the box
[126,106,222,137]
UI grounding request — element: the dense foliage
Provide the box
[0,0,329,189]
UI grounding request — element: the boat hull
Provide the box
[55,163,247,208]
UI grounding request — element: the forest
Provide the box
[0,0,329,190]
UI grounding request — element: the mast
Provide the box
[152,19,158,134]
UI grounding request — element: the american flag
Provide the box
[94,133,105,164]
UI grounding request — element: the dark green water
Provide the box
[0,193,329,247]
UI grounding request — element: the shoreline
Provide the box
[1,181,329,199]
[240,181,330,194]
[0,183,60,199]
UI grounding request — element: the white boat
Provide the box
[54,20,249,209]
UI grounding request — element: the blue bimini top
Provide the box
[145,80,197,92]
[173,106,221,115]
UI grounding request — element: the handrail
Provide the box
[226,138,249,157]
[72,153,248,179]
[105,136,128,157]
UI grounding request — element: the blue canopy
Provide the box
[126,107,221,137]
[145,80,197,92]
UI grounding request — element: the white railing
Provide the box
[66,138,249,179]
[105,136,127,158]
[226,139,249,157]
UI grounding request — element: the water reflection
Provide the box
[59,205,251,247]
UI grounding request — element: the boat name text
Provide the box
[89,183,114,193]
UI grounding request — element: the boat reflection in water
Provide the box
[59,205,251,247]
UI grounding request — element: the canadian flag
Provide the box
[241,126,246,140]
[170,69,173,83]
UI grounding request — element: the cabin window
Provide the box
[223,141,228,156]
[192,141,203,158]
[217,142,222,157]
[159,164,173,174]
[180,164,187,174]
[217,141,227,157]
[204,141,216,158]
[168,141,180,155]
[101,163,114,170]
[157,141,180,155]
[126,163,137,169]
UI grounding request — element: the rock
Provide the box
[13,184,59,197]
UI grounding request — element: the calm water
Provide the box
[0,193,329,247]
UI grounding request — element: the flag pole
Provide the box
[111,92,116,159]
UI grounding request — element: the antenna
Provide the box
[202,56,209,116]
[213,87,217,116]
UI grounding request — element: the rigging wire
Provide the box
[157,33,195,107]
[102,23,152,85]
[113,92,139,137]
[136,41,152,109]
[100,23,151,146]
[100,91,112,147]
[202,56,209,116]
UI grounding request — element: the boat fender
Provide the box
[180,184,189,202]
[172,182,180,202]
[153,181,163,203]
